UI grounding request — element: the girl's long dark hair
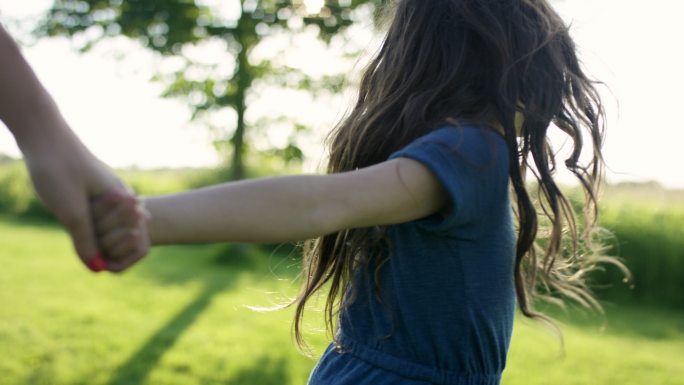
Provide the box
[292,0,628,348]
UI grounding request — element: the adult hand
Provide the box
[1,24,149,272]
[20,125,147,272]
[91,189,151,273]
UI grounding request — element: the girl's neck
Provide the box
[490,112,524,137]
[446,113,524,138]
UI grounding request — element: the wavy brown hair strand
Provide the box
[290,0,629,351]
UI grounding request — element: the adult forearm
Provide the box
[0,25,67,149]
[144,174,341,245]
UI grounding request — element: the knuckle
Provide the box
[94,220,107,235]
[138,246,150,259]
[92,200,109,214]
[127,233,140,248]
[121,196,136,210]
[62,213,86,232]
[131,246,147,262]
[125,204,138,217]
[101,234,116,249]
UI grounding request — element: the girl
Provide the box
[92,0,621,384]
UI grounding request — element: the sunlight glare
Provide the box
[303,0,325,14]
[196,0,241,23]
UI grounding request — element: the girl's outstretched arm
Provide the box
[94,157,448,257]
[145,158,447,244]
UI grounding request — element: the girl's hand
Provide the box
[92,189,151,273]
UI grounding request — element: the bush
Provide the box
[1,161,681,309]
[596,203,684,308]
[0,162,217,221]
[0,161,53,220]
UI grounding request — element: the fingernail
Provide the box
[87,254,107,273]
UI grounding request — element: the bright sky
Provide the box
[0,1,683,188]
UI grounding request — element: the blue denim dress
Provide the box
[307,125,516,385]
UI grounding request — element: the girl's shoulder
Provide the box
[427,121,505,145]
[391,122,509,168]
[387,122,511,233]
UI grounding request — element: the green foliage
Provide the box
[534,183,684,310]
[0,162,212,221]
[1,160,681,309]
[0,161,53,219]
[38,0,387,180]
[116,168,219,195]
[0,217,682,385]
[0,160,303,220]
[597,202,684,308]
[0,161,33,213]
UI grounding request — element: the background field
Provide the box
[0,163,683,384]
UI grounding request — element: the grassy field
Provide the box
[2,159,683,309]
[1,216,683,385]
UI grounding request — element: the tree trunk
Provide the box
[230,13,258,181]
[231,37,248,181]
[231,84,246,181]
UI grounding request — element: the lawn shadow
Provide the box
[104,279,231,385]
[102,243,302,385]
[132,242,303,288]
[540,302,684,341]
[223,355,290,385]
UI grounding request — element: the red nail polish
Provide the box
[88,254,107,272]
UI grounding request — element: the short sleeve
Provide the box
[388,126,507,234]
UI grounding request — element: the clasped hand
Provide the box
[91,190,151,273]
[17,124,151,274]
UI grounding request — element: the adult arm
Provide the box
[0,24,138,270]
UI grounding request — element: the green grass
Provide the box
[1,217,683,385]
[503,305,684,385]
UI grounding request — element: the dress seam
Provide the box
[336,332,502,385]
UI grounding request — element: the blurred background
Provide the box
[0,1,682,384]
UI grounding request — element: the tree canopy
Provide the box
[40,0,386,179]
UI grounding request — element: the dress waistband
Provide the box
[336,332,502,385]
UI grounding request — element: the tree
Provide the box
[39,0,385,180]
